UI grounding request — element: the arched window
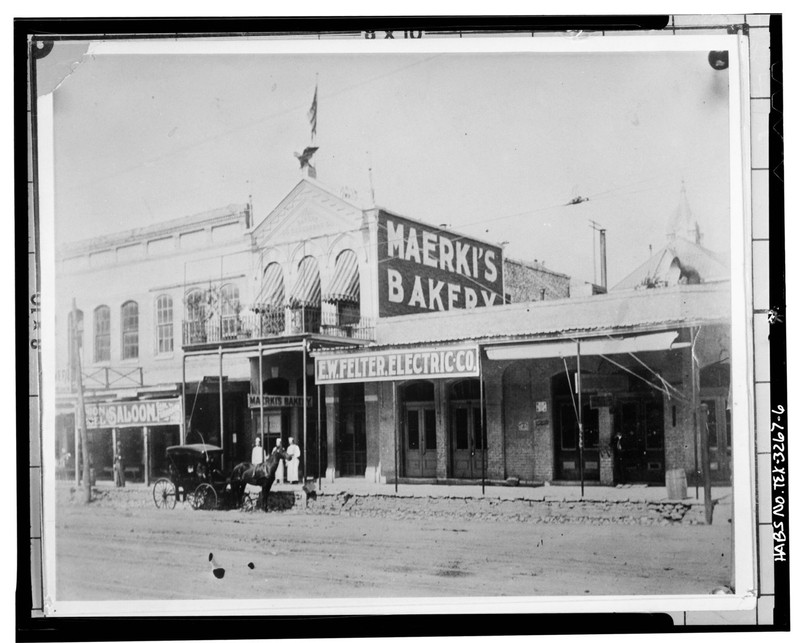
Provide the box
[155,294,173,354]
[67,308,84,378]
[288,256,321,309]
[254,263,285,312]
[324,249,360,326]
[121,301,139,360]
[220,284,240,339]
[93,305,110,362]
[185,289,205,343]
[253,262,286,336]
[288,256,321,333]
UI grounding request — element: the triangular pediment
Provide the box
[251,179,364,248]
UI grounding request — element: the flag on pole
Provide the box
[307,84,318,139]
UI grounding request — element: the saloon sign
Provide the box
[377,210,504,317]
[315,345,480,384]
[86,398,182,429]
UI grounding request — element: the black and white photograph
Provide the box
[24,20,778,624]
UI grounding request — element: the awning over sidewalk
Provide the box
[484,330,687,361]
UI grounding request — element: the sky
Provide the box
[50,40,732,288]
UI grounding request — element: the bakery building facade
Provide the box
[54,176,731,492]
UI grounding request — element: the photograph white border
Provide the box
[36,32,757,617]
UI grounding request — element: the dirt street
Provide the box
[54,485,732,603]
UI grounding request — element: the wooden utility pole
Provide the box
[699,403,713,524]
[72,299,91,503]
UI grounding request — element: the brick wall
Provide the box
[498,363,534,480]
[504,257,570,303]
[484,366,505,479]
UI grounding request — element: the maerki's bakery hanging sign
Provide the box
[376,210,504,317]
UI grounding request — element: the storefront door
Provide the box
[404,404,437,477]
[253,410,284,452]
[450,403,485,479]
[554,400,600,481]
[701,396,732,483]
[616,398,665,484]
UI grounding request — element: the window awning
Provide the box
[324,251,360,304]
[251,263,286,312]
[484,331,687,361]
[288,258,321,308]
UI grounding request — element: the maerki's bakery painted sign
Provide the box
[377,210,504,317]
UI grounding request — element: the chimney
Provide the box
[599,228,608,291]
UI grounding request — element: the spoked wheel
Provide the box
[190,483,218,511]
[152,478,177,509]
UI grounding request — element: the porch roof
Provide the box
[317,283,730,353]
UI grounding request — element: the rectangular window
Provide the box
[424,408,437,450]
[121,302,139,360]
[156,296,173,353]
[407,410,420,450]
[455,407,469,449]
[94,307,110,362]
[702,399,719,448]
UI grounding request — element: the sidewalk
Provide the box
[293,478,731,505]
[87,477,730,505]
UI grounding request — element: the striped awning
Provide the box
[288,257,321,308]
[324,251,360,304]
[251,263,285,312]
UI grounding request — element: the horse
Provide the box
[230,446,290,512]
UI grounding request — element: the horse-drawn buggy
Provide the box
[152,442,289,511]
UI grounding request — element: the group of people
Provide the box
[251,435,302,484]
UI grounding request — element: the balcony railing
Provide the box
[182,306,375,346]
[82,366,144,389]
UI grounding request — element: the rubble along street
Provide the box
[54,483,732,603]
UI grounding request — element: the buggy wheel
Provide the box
[190,483,217,511]
[153,478,177,509]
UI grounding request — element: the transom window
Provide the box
[121,301,139,360]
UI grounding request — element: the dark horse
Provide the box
[230,446,290,512]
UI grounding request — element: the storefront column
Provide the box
[325,384,338,482]
[378,380,399,483]
[483,366,504,480]
[364,382,381,482]
[598,408,613,485]
[112,427,118,462]
[433,380,448,479]
[74,417,80,484]
[143,426,150,486]
[678,346,697,481]
[531,362,555,482]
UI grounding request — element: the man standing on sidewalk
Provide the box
[113,450,126,487]
[611,431,625,486]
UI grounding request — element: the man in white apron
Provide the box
[286,437,301,483]
[251,436,264,465]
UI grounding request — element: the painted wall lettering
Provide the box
[377,210,503,317]
[315,345,480,384]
